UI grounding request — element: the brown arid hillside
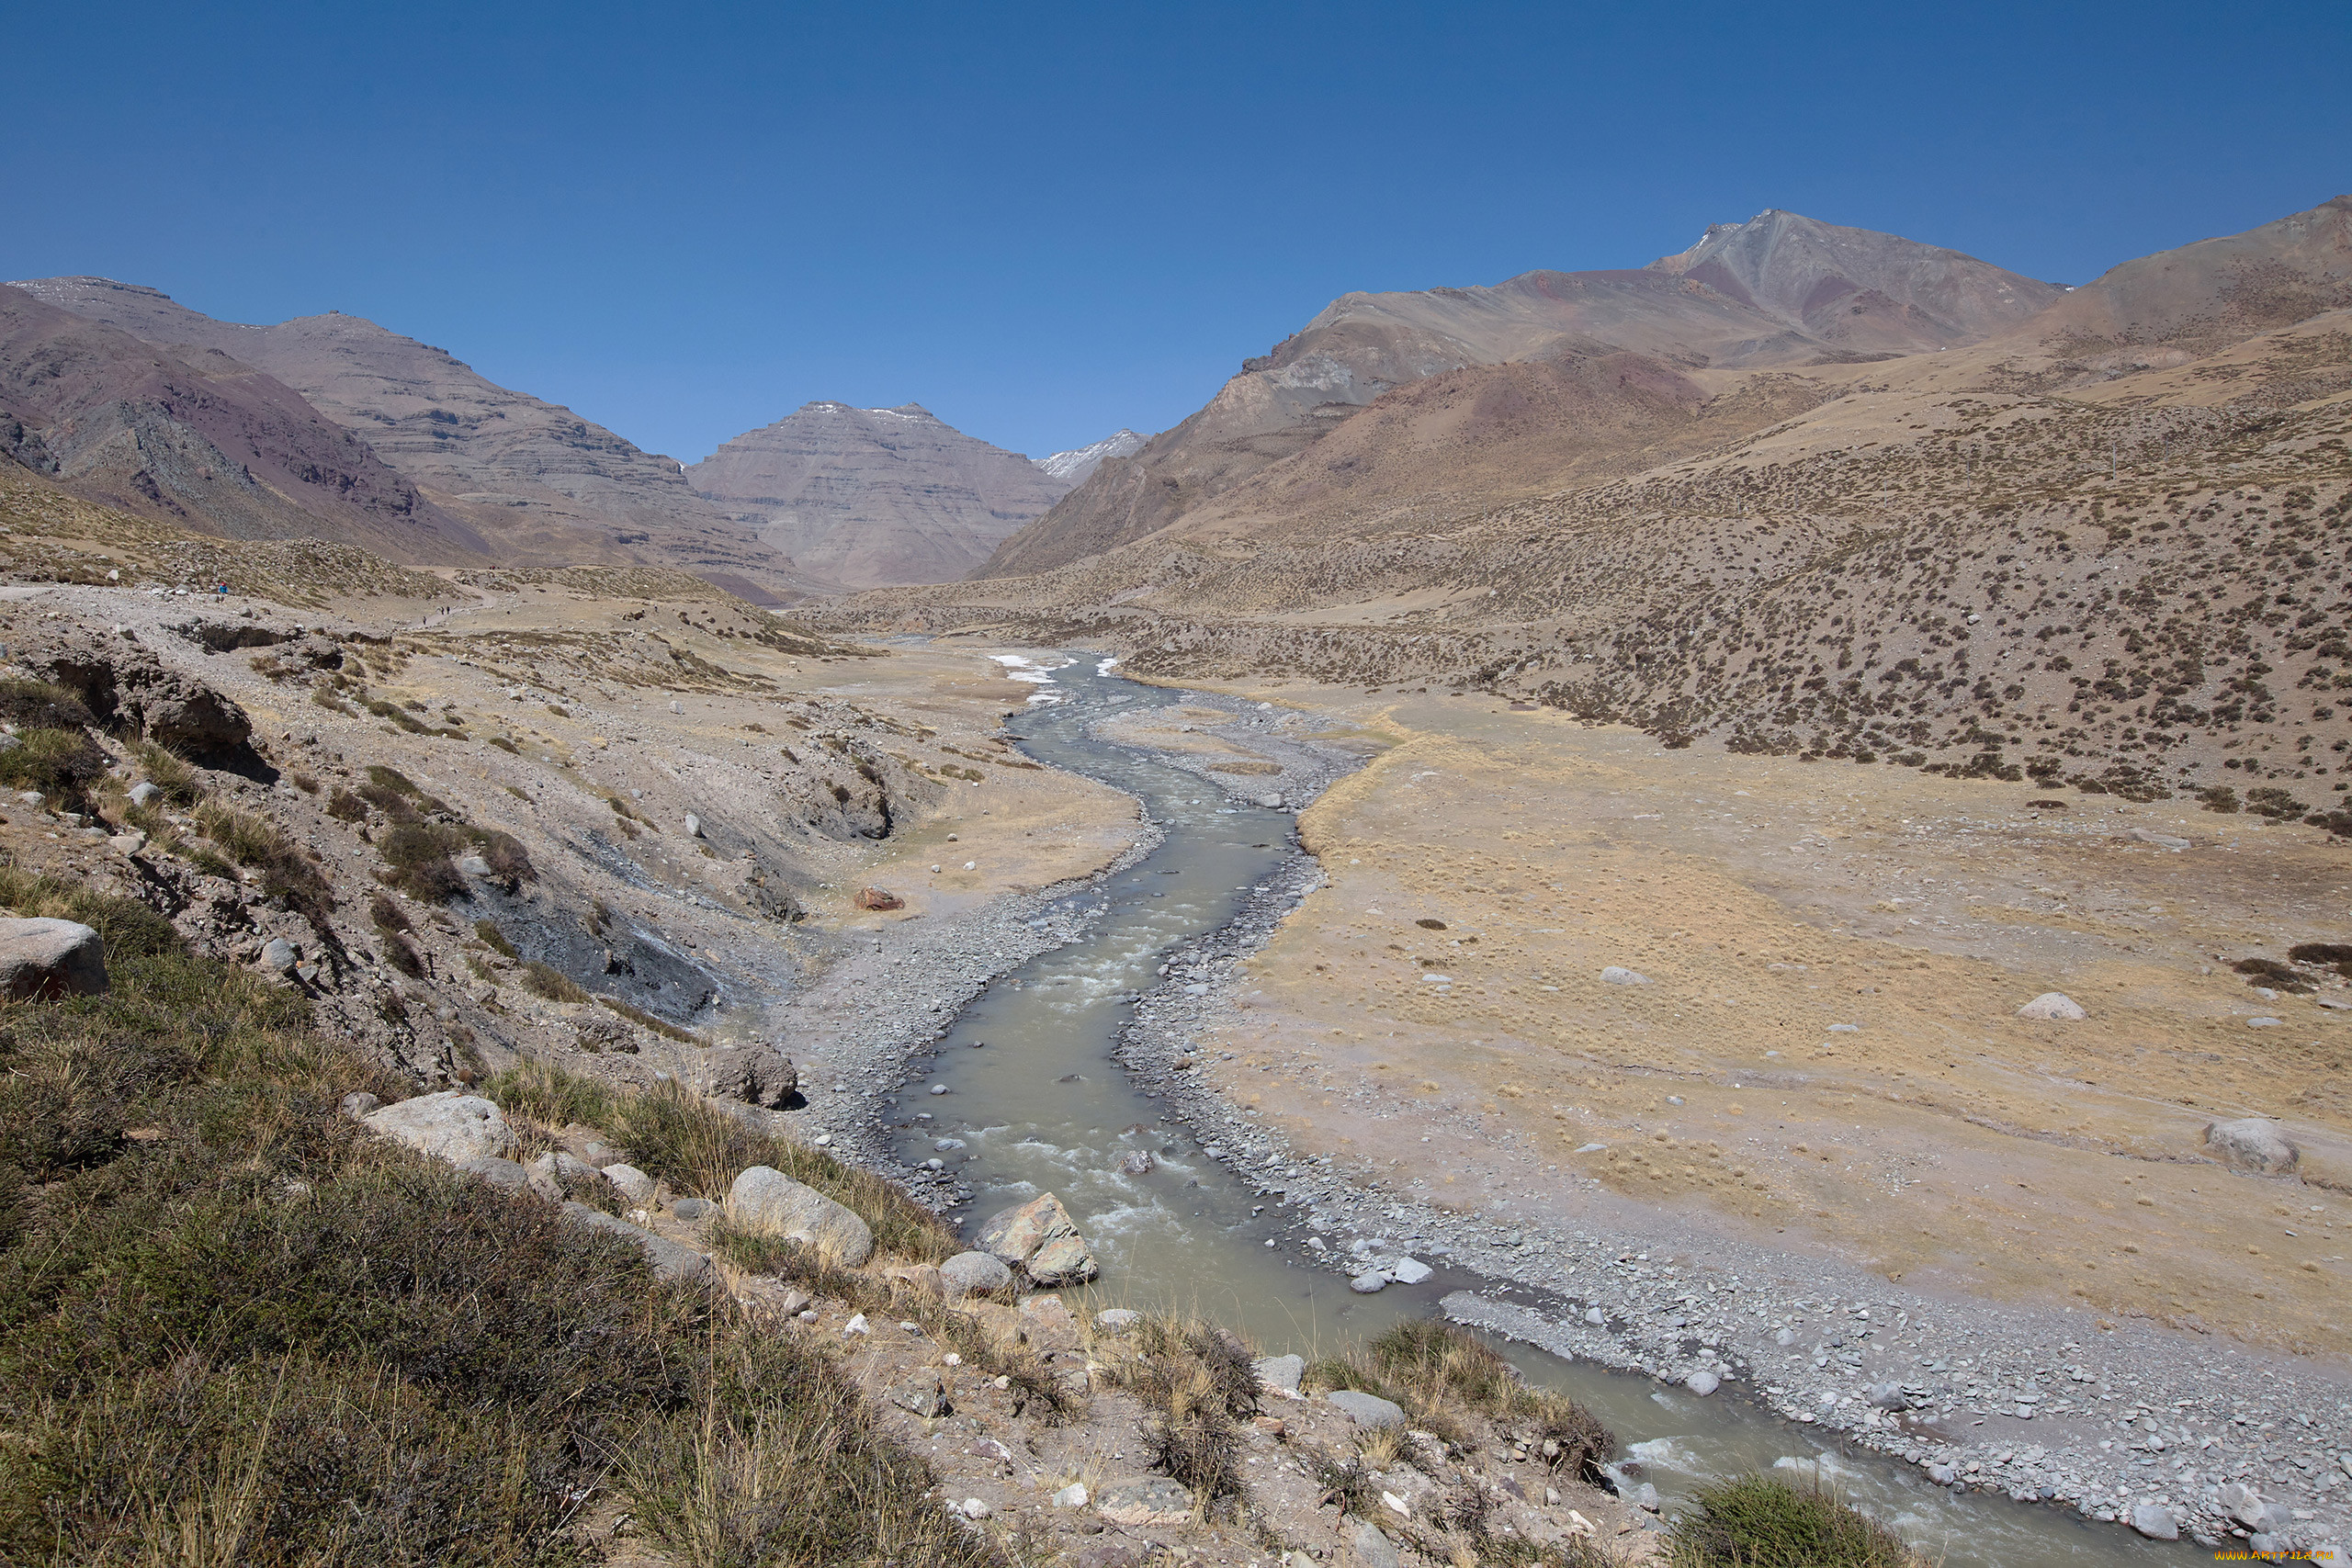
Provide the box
[688,400,1072,590]
[980,209,2063,579]
[837,197,2352,813]
[0,286,488,563]
[6,276,822,600]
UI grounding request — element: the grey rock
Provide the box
[2126,828,2192,850]
[1928,1463,1957,1484]
[2017,992,2086,1021]
[701,1041,797,1108]
[1350,1520,1401,1568]
[939,1250,1013,1296]
[1053,1482,1089,1508]
[671,1197,717,1221]
[1388,1255,1433,1284]
[1775,1326,1796,1347]
[1350,1270,1390,1293]
[560,1201,714,1283]
[729,1165,875,1266]
[0,917,108,1000]
[259,937,299,974]
[338,1090,380,1120]
[1254,793,1285,809]
[603,1163,657,1204]
[364,1092,516,1163]
[1094,1307,1142,1335]
[1585,1306,1606,1325]
[127,781,163,807]
[2128,1503,2179,1540]
[1096,1477,1193,1527]
[1684,1369,1722,1396]
[1327,1389,1406,1427]
[684,813,703,838]
[526,1150,605,1202]
[1869,1382,1911,1411]
[2205,1117,2300,1177]
[459,1156,530,1191]
[456,854,493,878]
[1253,1353,1306,1394]
[974,1191,1097,1284]
[887,1372,947,1417]
[1600,965,1651,986]
[1634,1483,1661,1512]
[1117,1149,1156,1175]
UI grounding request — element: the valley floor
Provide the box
[1087,675,2352,1551]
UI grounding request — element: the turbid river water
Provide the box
[890,657,2206,1566]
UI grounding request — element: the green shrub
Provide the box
[378,823,467,901]
[472,919,517,959]
[1664,1474,1922,1568]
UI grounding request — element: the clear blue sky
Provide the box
[7,1,2346,463]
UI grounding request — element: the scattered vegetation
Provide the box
[0,887,992,1567]
[519,960,590,1003]
[597,992,700,1044]
[1311,1319,1612,1477]
[193,800,334,924]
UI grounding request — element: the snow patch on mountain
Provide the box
[1035,428,1146,484]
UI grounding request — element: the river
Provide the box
[889,654,2208,1566]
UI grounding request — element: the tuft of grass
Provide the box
[0,678,94,730]
[0,728,107,803]
[194,801,334,924]
[0,864,181,960]
[519,961,589,1004]
[619,1078,952,1259]
[471,918,517,959]
[1664,1475,1924,1568]
[1315,1319,1613,1478]
[484,1056,617,1131]
[133,743,207,807]
[597,993,701,1044]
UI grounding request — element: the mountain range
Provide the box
[979,209,2066,578]
[0,276,1129,596]
[686,401,1077,588]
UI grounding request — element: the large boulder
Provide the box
[940,1250,1012,1297]
[2017,992,2086,1021]
[363,1092,515,1164]
[727,1165,874,1266]
[974,1191,1099,1284]
[702,1041,797,1108]
[1327,1389,1406,1428]
[30,640,251,754]
[0,917,107,999]
[2206,1118,2301,1178]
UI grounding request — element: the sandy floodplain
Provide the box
[1166,683,2352,1358]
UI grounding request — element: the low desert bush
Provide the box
[1663,1474,1922,1567]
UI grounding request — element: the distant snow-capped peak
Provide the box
[1035,428,1146,484]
